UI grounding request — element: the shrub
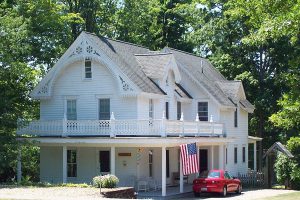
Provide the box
[93,174,119,188]
[275,137,300,190]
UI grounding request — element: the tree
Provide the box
[0,1,39,181]
[190,0,299,169]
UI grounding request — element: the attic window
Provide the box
[85,59,92,79]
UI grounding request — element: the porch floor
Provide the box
[137,183,193,199]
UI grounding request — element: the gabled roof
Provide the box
[135,53,173,80]
[263,142,294,159]
[32,31,254,112]
[85,32,164,95]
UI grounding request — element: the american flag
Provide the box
[180,143,199,175]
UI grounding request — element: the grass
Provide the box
[261,191,300,200]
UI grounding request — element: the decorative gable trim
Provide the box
[31,32,140,99]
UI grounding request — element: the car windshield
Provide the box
[199,170,220,178]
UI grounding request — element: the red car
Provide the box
[193,170,242,197]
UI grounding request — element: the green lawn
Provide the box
[262,191,300,200]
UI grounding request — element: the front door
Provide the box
[199,149,208,173]
[99,151,110,174]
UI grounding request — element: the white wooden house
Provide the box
[17,31,261,196]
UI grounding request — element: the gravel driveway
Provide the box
[0,187,298,200]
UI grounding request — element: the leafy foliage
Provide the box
[93,174,119,188]
[275,137,300,189]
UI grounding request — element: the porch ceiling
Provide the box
[18,136,235,148]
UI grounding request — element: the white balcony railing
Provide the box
[17,118,225,137]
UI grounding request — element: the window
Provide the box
[198,102,208,121]
[234,147,238,164]
[165,102,169,120]
[149,99,154,119]
[85,59,92,78]
[242,146,246,163]
[177,101,181,120]
[234,108,238,127]
[149,150,153,177]
[67,150,77,177]
[226,148,228,164]
[166,150,170,178]
[99,151,110,173]
[67,100,77,120]
[99,99,110,120]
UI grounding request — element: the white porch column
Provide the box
[17,147,22,183]
[110,146,116,175]
[197,146,200,177]
[254,142,257,171]
[161,146,166,196]
[218,144,224,169]
[211,145,214,170]
[179,149,183,193]
[62,146,67,183]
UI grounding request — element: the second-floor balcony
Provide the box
[17,117,225,138]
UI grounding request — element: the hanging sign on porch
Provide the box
[118,153,131,156]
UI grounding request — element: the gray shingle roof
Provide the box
[85,32,254,111]
[85,32,164,95]
[135,53,173,79]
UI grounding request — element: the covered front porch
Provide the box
[17,137,234,197]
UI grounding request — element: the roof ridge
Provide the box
[135,52,172,56]
[83,31,150,50]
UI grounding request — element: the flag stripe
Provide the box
[180,143,199,175]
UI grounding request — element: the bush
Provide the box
[275,137,300,190]
[93,174,119,188]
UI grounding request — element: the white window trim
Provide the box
[95,94,112,120]
[64,96,78,119]
[82,57,93,81]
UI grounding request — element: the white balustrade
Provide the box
[17,119,224,137]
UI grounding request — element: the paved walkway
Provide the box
[0,186,298,200]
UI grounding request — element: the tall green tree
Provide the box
[190,0,299,169]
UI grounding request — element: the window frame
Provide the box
[234,146,238,164]
[67,149,77,177]
[242,146,246,163]
[234,108,238,127]
[66,99,77,120]
[177,101,181,120]
[149,150,153,177]
[99,98,110,120]
[149,99,154,119]
[84,58,92,79]
[198,102,208,121]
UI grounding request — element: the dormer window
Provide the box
[85,58,92,79]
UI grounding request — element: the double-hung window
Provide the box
[242,146,246,163]
[198,102,208,121]
[99,99,110,120]
[85,59,92,79]
[177,101,181,120]
[165,102,169,120]
[149,150,153,177]
[234,108,238,127]
[234,147,238,164]
[67,150,77,177]
[149,99,154,119]
[67,99,77,120]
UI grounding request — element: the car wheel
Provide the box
[194,192,200,197]
[236,184,242,194]
[221,186,227,197]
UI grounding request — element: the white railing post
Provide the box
[195,113,199,136]
[62,117,67,137]
[110,112,115,138]
[180,112,184,137]
[161,111,166,137]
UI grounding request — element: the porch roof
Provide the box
[18,136,235,148]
